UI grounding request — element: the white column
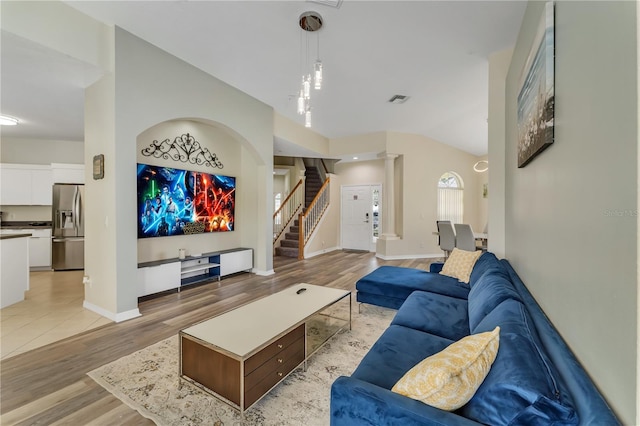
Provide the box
[379,153,399,240]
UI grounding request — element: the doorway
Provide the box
[341,184,382,251]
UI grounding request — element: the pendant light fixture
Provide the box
[297,11,323,128]
[0,115,19,126]
[473,160,489,172]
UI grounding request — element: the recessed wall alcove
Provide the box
[136,118,262,264]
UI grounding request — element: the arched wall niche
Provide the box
[135,117,261,263]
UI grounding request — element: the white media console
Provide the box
[137,248,253,298]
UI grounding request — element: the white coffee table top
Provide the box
[181,283,350,358]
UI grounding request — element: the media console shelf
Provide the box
[180,255,221,286]
[138,248,253,298]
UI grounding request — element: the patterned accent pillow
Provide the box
[440,248,482,283]
[391,326,500,411]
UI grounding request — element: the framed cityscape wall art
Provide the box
[517,1,555,168]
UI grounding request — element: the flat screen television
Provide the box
[137,163,235,238]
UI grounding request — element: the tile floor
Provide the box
[0,270,112,360]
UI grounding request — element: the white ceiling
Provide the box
[1,1,526,157]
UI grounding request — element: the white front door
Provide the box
[341,185,374,251]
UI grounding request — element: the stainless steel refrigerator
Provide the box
[52,184,84,270]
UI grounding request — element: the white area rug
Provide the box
[88,304,394,425]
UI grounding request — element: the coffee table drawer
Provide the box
[244,339,305,408]
[245,324,305,375]
[245,335,305,390]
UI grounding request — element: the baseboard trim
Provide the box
[253,268,275,276]
[83,300,141,323]
[305,246,341,259]
[375,253,443,261]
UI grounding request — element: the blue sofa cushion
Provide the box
[356,292,406,310]
[429,262,444,273]
[351,325,454,390]
[391,291,470,341]
[463,299,578,425]
[331,376,484,426]
[356,266,470,301]
[468,252,503,286]
[467,270,521,330]
[499,259,620,425]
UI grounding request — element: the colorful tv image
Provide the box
[137,163,236,238]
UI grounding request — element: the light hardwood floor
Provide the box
[0,251,436,425]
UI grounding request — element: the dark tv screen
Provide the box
[137,164,235,238]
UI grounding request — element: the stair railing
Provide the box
[273,179,304,243]
[298,177,330,259]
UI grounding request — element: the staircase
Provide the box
[275,167,323,258]
[304,167,322,209]
[275,219,301,258]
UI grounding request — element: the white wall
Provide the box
[384,132,484,258]
[1,0,110,71]
[85,58,117,316]
[487,48,513,258]
[303,173,341,257]
[83,26,274,319]
[136,120,243,263]
[0,138,84,165]
[330,132,484,259]
[504,2,638,423]
[274,113,329,156]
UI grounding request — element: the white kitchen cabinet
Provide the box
[51,163,85,184]
[31,169,53,205]
[0,164,52,205]
[0,166,31,205]
[1,228,52,269]
[29,229,52,269]
[1,234,30,308]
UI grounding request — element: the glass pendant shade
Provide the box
[314,60,323,90]
[297,90,305,115]
[303,74,311,99]
[305,107,311,128]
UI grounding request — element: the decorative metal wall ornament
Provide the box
[141,133,224,169]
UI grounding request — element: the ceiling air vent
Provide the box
[307,0,342,8]
[388,95,410,104]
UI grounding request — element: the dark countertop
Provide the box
[0,221,52,229]
[0,232,33,240]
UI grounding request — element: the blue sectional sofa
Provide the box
[330,253,619,425]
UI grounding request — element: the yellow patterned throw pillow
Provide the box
[391,326,500,411]
[440,248,482,283]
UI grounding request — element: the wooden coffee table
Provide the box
[179,283,351,412]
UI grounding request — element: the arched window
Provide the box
[437,172,464,223]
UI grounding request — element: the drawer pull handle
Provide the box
[278,372,283,377]
[277,344,283,349]
[278,358,283,363]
